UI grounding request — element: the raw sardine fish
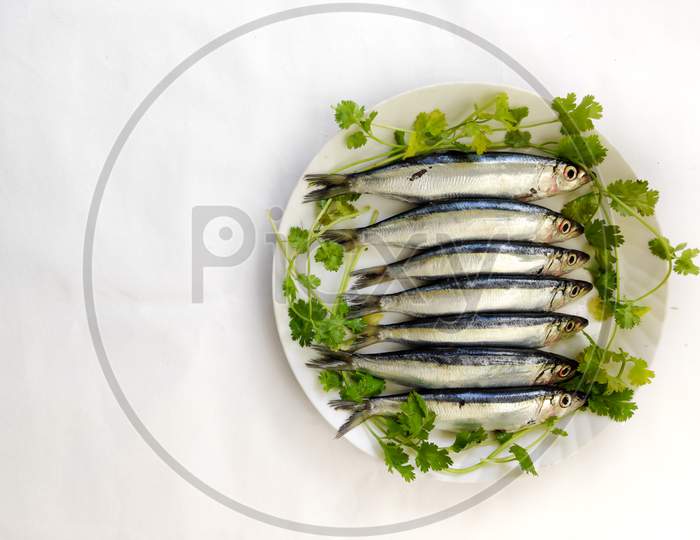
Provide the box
[304,152,590,203]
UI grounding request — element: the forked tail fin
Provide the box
[346,323,380,352]
[329,399,372,438]
[344,293,382,318]
[321,228,360,251]
[349,264,390,290]
[303,174,351,202]
[305,347,355,370]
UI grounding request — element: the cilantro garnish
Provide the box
[267,89,699,483]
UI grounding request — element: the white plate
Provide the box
[272,82,667,483]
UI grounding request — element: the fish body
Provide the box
[350,241,590,289]
[323,199,582,251]
[332,386,586,437]
[304,152,590,203]
[352,311,588,350]
[346,275,592,317]
[308,346,578,389]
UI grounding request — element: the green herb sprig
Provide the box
[272,90,699,482]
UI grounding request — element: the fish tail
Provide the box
[305,347,355,370]
[321,228,360,251]
[347,324,380,352]
[344,293,382,318]
[349,264,390,289]
[329,400,372,438]
[303,174,351,202]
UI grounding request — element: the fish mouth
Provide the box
[576,250,591,267]
[569,220,585,238]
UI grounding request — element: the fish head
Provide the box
[546,215,584,243]
[552,389,587,415]
[545,314,588,344]
[546,359,579,384]
[553,162,591,194]
[550,278,591,309]
[555,248,590,275]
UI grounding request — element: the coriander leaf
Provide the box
[287,226,310,253]
[316,315,347,350]
[614,301,650,329]
[335,298,349,318]
[562,192,599,225]
[509,444,538,476]
[282,275,297,302]
[333,100,365,129]
[405,109,448,157]
[415,442,453,473]
[585,219,624,251]
[396,391,435,441]
[588,296,615,321]
[577,344,605,380]
[462,123,493,154]
[381,442,415,482]
[648,237,674,261]
[586,385,637,421]
[451,427,488,452]
[509,106,529,125]
[394,130,405,145]
[297,273,321,290]
[288,308,314,347]
[494,431,513,445]
[674,248,700,275]
[415,109,447,137]
[344,317,366,334]
[493,93,516,126]
[340,371,385,402]
[503,129,532,148]
[557,133,607,168]
[607,179,659,217]
[314,241,344,272]
[359,110,378,132]
[603,376,628,394]
[319,194,360,226]
[318,370,342,392]
[551,428,568,437]
[345,130,367,149]
[552,93,603,134]
[628,357,655,387]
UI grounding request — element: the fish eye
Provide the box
[570,285,581,297]
[564,165,578,180]
[558,365,572,378]
[560,393,573,408]
[559,220,571,234]
[564,320,576,332]
[567,253,578,266]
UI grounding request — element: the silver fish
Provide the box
[345,275,592,317]
[351,312,588,350]
[332,386,586,437]
[350,241,590,289]
[304,152,590,203]
[322,199,583,251]
[308,346,578,389]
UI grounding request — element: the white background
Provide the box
[1,1,699,538]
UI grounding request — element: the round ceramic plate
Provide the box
[272,83,667,483]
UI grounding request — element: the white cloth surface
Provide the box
[1,1,699,538]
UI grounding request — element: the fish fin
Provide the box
[331,401,372,438]
[344,293,382,318]
[349,264,390,289]
[305,347,354,370]
[321,228,359,251]
[346,324,380,352]
[303,174,351,202]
